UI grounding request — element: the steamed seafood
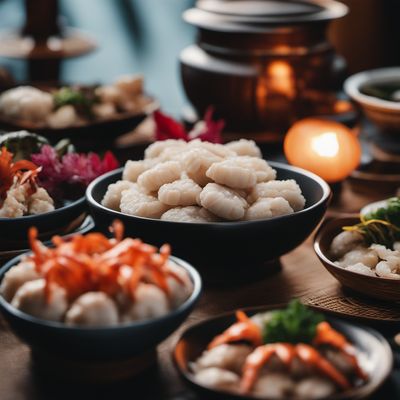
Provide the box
[330,197,400,279]
[0,221,194,326]
[191,301,367,399]
[102,139,306,222]
[0,74,151,128]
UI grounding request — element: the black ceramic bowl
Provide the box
[86,162,331,280]
[0,254,201,381]
[174,305,393,400]
[0,196,87,250]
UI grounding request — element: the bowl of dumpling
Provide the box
[314,198,400,301]
[0,221,201,382]
[0,75,158,150]
[87,139,331,280]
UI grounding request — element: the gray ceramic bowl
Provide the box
[344,67,400,132]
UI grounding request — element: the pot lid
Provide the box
[184,0,348,32]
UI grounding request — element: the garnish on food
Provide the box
[0,75,150,129]
[191,301,366,398]
[0,221,193,326]
[330,197,400,279]
[154,107,225,144]
[31,144,119,200]
[0,147,54,218]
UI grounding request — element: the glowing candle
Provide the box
[284,118,361,183]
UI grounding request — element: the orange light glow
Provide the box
[267,60,295,98]
[284,118,361,183]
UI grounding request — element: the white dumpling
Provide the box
[248,180,305,211]
[120,188,168,218]
[123,283,169,321]
[344,262,375,277]
[194,367,240,393]
[337,247,378,269]
[144,139,187,159]
[330,230,364,259]
[65,292,119,327]
[232,156,276,183]
[252,373,295,398]
[47,105,78,129]
[199,183,248,221]
[158,178,202,206]
[294,377,336,399]
[206,158,257,189]
[11,279,68,321]
[0,184,28,217]
[28,187,55,215]
[137,161,182,192]
[165,261,194,308]
[244,197,293,221]
[188,139,236,159]
[0,261,40,302]
[101,180,134,211]
[225,139,262,158]
[181,148,222,187]
[0,86,54,122]
[369,244,400,261]
[160,206,219,223]
[193,344,252,374]
[122,159,157,182]
[375,261,400,279]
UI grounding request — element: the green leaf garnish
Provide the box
[263,300,324,344]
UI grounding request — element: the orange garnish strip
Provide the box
[27,220,179,303]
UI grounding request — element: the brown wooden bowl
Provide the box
[314,217,400,302]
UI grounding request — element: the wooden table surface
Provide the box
[0,182,399,400]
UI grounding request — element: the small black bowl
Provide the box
[86,162,331,281]
[173,305,393,400]
[0,196,87,250]
[0,254,201,382]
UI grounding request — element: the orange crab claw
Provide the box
[314,322,367,380]
[240,343,295,393]
[296,343,351,390]
[207,311,263,350]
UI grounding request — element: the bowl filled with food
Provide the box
[174,300,392,400]
[344,67,400,132]
[0,131,118,247]
[87,138,331,279]
[0,221,201,382]
[0,74,158,149]
[314,197,400,301]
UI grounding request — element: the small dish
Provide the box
[174,304,392,400]
[87,162,331,281]
[0,196,87,249]
[344,67,400,132]
[0,253,201,382]
[314,217,400,302]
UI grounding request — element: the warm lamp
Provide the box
[284,118,361,183]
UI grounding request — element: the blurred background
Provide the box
[0,0,399,117]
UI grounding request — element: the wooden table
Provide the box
[0,182,399,400]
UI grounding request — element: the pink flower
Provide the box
[31,146,119,199]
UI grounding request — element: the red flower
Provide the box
[154,107,224,144]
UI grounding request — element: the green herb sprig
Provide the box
[263,300,324,344]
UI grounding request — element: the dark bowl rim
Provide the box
[314,216,400,284]
[0,254,202,332]
[0,195,86,223]
[86,161,331,227]
[173,303,393,400]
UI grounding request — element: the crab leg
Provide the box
[240,343,295,393]
[296,343,351,389]
[207,311,263,350]
[314,322,367,380]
